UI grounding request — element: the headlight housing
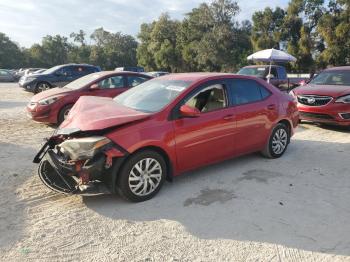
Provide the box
[38,95,64,105]
[335,94,350,104]
[59,136,112,160]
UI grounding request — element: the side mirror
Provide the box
[179,105,200,118]
[90,83,100,90]
[266,74,275,79]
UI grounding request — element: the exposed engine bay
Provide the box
[34,129,126,195]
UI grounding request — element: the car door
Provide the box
[173,80,236,172]
[54,66,74,87]
[90,75,127,97]
[227,78,278,154]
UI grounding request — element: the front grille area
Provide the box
[300,111,334,120]
[339,113,350,120]
[297,95,332,106]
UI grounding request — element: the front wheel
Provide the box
[261,123,290,159]
[116,150,167,202]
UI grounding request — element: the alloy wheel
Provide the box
[272,128,288,155]
[38,83,50,92]
[63,109,70,119]
[128,158,162,196]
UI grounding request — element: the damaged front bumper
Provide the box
[34,135,127,196]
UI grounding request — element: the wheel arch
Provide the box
[277,119,292,143]
[128,146,174,182]
[57,103,75,124]
[109,145,174,193]
[35,81,53,93]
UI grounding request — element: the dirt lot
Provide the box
[0,82,350,261]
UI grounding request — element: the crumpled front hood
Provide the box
[60,96,150,131]
[294,84,350,98]
[31,87,71,102]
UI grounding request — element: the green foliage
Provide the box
[317,0,350,65]
[0,29,137,70]
[0,0,349,73]
[0,33,24,68]
[137,0,252,72]
[251,7,285,50]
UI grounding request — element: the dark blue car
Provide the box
[19,64,101,93]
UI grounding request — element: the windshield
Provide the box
[310,70,350,86]
[114,79,192,112]
[238,67,267,77]
[44,65,62,74]
[65,73,103,89]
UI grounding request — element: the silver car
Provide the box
[0,69,16,82]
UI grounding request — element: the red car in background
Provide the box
[35,73,299,202]
[26,71,152,125]
[290,66,350,126]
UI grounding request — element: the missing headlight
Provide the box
[59,136,112,161]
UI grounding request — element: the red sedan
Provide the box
[26,71,152,125]
[34,73,299,202]
[290,66,350,126]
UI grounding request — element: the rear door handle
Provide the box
[223,114,234,120]
[267,104,276,110]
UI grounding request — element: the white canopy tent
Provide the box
[247,48,297,83]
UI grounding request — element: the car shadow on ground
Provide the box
[301,121,350,133]
[0,101,28,109]
[0,143,35,249]
[84,139,350,256]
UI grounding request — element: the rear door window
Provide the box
[228,79,271,105]
[57,66,73,76]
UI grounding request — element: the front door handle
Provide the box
[267,104,276,110]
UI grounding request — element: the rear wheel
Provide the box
[57,105,73,125]
[116,150,166,202]
[261,123,290,159]
[35,82,51,93]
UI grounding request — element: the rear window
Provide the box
[229,79,271,105]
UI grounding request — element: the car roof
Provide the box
[91,71,152,78]
[324,66,350,71]
[159,72,239,82]
[243,65,282,69]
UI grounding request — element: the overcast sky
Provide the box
[0,0,289,47]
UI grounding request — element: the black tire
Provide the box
[57,104,73,125]
[261,123,290,159]
[116,150,167,202]
[34,82,51,93]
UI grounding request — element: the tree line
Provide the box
[0,0,349,73]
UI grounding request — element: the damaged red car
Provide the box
[34,73,299,202]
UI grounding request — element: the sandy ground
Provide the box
[0,82,350,262]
